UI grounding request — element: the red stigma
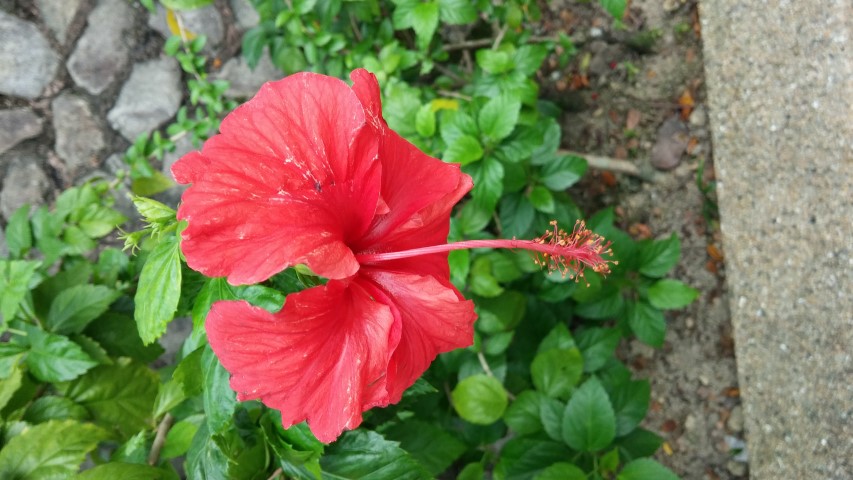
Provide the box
[531,220,615,281]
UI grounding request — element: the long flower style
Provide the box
[173,69,612,443]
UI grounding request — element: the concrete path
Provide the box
[700,1,852,478]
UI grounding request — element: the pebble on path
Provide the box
[0,12,60,99]
[107,56,183,141]
[0,109,44,157]
[66,0,134,95]
[53,92,106,179]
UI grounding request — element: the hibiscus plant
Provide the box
[0,1,696,479]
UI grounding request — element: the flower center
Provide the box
[355,220,616,282]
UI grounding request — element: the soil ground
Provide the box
[537,1,746,478]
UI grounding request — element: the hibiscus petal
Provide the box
[360,270,476,402]
[174,73,383,283]
[206,281,400,443]
[349,70,473,253]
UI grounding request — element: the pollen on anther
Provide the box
[529,219,615,283]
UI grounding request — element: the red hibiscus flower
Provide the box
[173,69,613,443]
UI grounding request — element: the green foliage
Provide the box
[0,0,697,477]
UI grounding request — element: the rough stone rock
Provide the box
[726,404,744,433]
[0,228,7,258]
[67,0,134,95]
[0,109,44,156]
[149,4,224,49]
[35,0,85,45]
[229,0,260,30]
[0,12,60,99]
[52,92,106,178]
[0,154,52,220]
[211,48,284,99]
[108,56,183,141]
[650,115,689,170]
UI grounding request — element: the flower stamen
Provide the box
[356,220,615,283]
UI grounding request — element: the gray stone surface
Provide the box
[0,109,44,156]
[700,1,852,479]
[0,12,60,99]
[107,56,183,140]
[0,227,7,258]
[148,4,224,49]
[67,0,134,95]
[52,92,106,178]
[229,0,260,30]
[0,154,51,221]
[36,0,85,45]
[211,48,283,99]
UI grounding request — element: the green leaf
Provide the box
[618,458,679,480]
[561,377,616,452]
[575,327,621,372]
[539,396,565,442]
[383,420,467,475]
[494,437,571,480]
[0,420,107,479]
[528,186,555,213]
[75,462,170,480]
[84,313,164,363]
[476,49,514,74]
[470,156,505,213]
[5,204,32,258]
[72,334,113,366]
[160,0,214,11]
[61,358,159,438]
[638,234,680,277]
[599,0,627,20]
[574,290,624,320]
[202,345,236,434]
[411,1,439,48]
[77,204,126,238]
[448,249,470,289]
[438,0,477,24]
[0,342,26,379]
[132,196,176,224]
[174,347,204,397]
[135,234,182,344]
[476,290,526,333]
[627,301,666,347]
[503,390,544,435]
[534,462,586,480]
[94,247,129,285]
[439,110,478,145]
[444,134,483,165]
[452,374,508,425]
[537,323,577,354]
[0,260,41,326]
[514,44,550,76]
[415,103,436,137]
[46,285,119,334]
[611,380,651,436]
[316,430,430,479]
[23,395,88,422]
[457,463,484,480]
[541,155,588,190]
[499,194,536,239]
[130,171,174,196]
[241,28,266,70]
[25,327,98,382]
[0,366,23,411]
[531,348,584,399]
[31,206,65,265]
[469,255,504,298]
[478,94,521,143]
[616,428,663,461]
[160,417,202,460]
[647,279,699,309]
